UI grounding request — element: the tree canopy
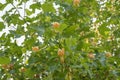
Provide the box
[0,0,120,80]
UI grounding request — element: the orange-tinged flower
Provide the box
[88,53,95,59]
[32,46,39,52]
[58,48,65,57]
[58,48,65,64]
[73,0,80,7]
[105,52,112,58]
[53,22,60,28]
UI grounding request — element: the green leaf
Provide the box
[0,57,10,64]
[42,2,55,13]
[25,69,35,78]
[25,9,32,16]
[55,23,67,33]
[63,25,78,37]
[43,73,53,80]
[0,3,6,10]
[113,29,120,38]
[30,25,45,36]
[65,0,73,4]
[87,70,93,79]
[30,3,41,12]
[98,23,110,36]
[0,22,5,31]
[6,0,13,3]
[65,37,77,50]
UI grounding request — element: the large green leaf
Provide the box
[30,25,45,36]
[30,3,41,12]
[42,2,55,13]
[0,57,10,64]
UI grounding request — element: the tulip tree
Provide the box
[0,0,120,80]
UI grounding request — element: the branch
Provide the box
[11,2,29,25]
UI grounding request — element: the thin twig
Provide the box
[11,2,29,25]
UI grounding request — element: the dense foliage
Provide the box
[0,0,120,80]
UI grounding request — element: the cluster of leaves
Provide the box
[0,0,120,80]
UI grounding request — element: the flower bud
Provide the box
[105,52,112,58]
[19,67,26,72]
[34,74,39,78]
[32,46,39,52]
[58,48,65,57]
[53,22,60,28]
[88,53,95,59]
[73,0,80,7]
